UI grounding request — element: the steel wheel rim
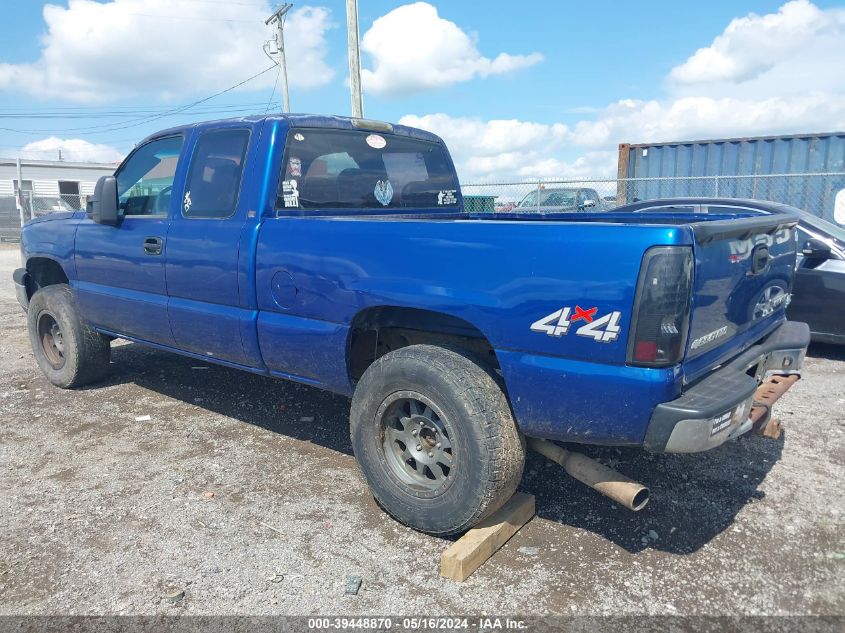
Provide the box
[753,285,784,319]
[377,391,454,492]
[37,311,65,370]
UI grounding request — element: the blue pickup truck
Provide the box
[13,114,809,535]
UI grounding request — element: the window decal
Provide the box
[438,190,457,205]
[281,180,299,208]
[366,134,386,149]
[288,157,302,177]
[374,180,394,206]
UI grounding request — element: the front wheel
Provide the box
[27,284,111,388]
[350,345,524,536]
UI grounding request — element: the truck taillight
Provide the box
[627,246,693,367]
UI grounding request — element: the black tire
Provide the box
[27,284,111,389]
[350,344,524,536]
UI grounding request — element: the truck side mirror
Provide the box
[88,176,119,226]
[581,199,597,209]
[802,237,831,259]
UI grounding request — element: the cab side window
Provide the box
[183,129,250,219]
[116,136,183,217]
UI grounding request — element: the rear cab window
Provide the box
[275,128,459,212]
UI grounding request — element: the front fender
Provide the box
[20,214,83,283]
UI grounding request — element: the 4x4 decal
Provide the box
[531,306,622,343]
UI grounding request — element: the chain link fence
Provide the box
[462,172,845,226]
[0,192,87,242]
[3,172,844,242]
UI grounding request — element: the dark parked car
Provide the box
[786,211,845,344]
[619,198,845,344]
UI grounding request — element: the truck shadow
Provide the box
[101,342,356,455]
[518,437,781,554]
[100,342,783,555]
[807,342,845,361]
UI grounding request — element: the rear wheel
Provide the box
[350,344,524,536]
[27,284,111,388]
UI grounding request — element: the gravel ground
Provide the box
[0,243,843,617]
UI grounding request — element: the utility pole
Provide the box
[265,4,293,113]
[346,0,364,118]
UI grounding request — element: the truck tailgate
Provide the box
[684,213,800,381]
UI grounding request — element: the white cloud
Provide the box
[466,151,617,182]
[571,94,845,147]
[361,3,542,96]
[15,137,123,162]
[669,0,845,91]
[0,0,334,103]
[403,92,845,181]
[403,1,845,183]
[399,113,615,181]
[399,114,568,156]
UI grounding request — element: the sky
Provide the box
[0,0,843,182]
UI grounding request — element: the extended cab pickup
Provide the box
[13,114,810,535]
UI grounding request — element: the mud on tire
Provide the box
[27,284,111,389]
[350,344,524,536]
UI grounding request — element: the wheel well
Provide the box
[347,306,499,382]
[26,258,69,296]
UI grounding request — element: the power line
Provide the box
[264,64,283,115]
[91,12,262,23]
[0,101,274,114]
[102,107,281,147]
[0,103,277,119]
[0,65,278,136]
[4,100,283,154]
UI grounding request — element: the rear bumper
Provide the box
[12,268,29,312]
[643,320,809,453]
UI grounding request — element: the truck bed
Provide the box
[252,205,798,445]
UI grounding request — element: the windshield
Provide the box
[276,128,459,211]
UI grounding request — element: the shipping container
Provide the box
[618,132,845,225]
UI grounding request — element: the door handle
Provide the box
[143,236,164,256]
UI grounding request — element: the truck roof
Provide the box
[140,113,444,147]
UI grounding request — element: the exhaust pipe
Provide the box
[527,437,650,511]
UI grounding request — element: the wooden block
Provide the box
[762,417,783,440]
[440,492,535,582]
